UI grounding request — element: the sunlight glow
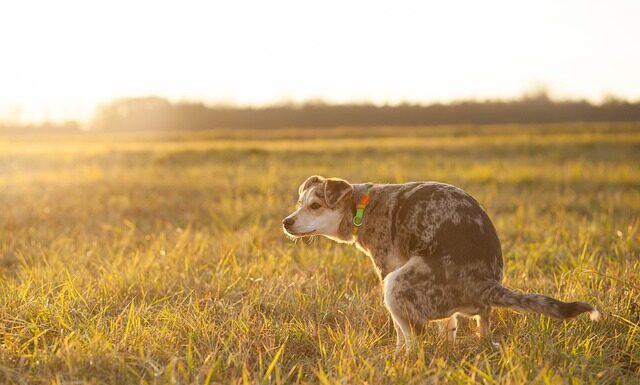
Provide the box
[0,0,638,122]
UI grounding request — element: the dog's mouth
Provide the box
[283,228,316,237]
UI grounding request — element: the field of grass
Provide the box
[1,123,639,384]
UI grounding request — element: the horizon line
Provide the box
[3,90,640,126]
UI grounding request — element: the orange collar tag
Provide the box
[352,190,370,236]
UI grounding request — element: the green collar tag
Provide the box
[352,189,370,235]
[353,208,365,226]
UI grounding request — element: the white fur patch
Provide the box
[383,257,422,309]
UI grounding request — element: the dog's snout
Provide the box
[282,217,295,228]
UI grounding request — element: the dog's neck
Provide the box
[337,183,373,243]
[351,182,370,208]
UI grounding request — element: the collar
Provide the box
[352,188,371,236]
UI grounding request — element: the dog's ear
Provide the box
[299,175,325,196]
[323,178,353,207]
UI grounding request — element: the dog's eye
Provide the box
[310,202,321,210]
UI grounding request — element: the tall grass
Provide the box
[1,123,639,384]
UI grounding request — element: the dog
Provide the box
[282,175,600,352]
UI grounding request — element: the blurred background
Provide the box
[1,0,639,130]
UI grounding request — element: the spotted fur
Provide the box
[283,176,601,352]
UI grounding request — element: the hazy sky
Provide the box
[1,0,638,123]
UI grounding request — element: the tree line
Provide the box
[91,94,640,131]
[3,93,640,132]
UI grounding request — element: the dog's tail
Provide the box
[483,284,601,321]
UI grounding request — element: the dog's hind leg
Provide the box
[475,307,499,348]
[438,315,458,344]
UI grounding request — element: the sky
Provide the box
[0,0,638,123]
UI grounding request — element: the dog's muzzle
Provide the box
[282,217,295,231]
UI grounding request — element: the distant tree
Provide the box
[92,97,173,131]
[89,94,640,131]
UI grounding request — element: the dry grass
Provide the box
[1,123,639,384]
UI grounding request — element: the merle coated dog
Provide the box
[283,176,600,352]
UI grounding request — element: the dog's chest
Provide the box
[356,241,407,280]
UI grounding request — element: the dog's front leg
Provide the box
[392,318,406,354]
[383,260,421,353]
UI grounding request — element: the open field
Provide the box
[1,123,639,384]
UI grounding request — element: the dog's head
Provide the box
[282,175,353,241]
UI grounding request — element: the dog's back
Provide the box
[358,182,502,284]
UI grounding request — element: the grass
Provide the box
[0,122,639,384]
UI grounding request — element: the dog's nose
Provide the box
[282,217,295,228]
